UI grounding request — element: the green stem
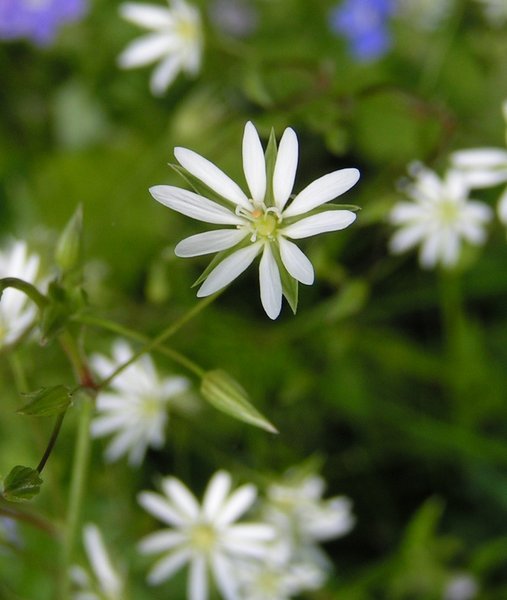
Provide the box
[0,277,48,310]
[74,313,205,378]
[60,394,93,599]
[96,293,218,389]
[36,413,66,474]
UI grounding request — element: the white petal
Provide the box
[150,186,242,225]
[278,237,314,285]
[175,229,247,257]
[419,233,441,269]
[259,244,282,320]
[138,530,187,554]
[216,484,257,526]
[105,429,142,464]
[456,169,507,188]
[389,202,425,224]
[138,491,186,527]
[83,525,122,595]
[283,168,360,217]
[282,210,356,239]
[147,547,192,585]
[174,148,251,209]
[90,413,129,438]
[202,471,232,521]
[118,33,176,68]
[161,477,200,520]
[451,148,507,169]
[273,127,298,211]
[189,556,208,600]
[211,553,238,600]
[150,55,181,95]
[120,3,175,28]
[197,243,262,297]
[389,224,427,254]
[242,121,266,204]
[225,523,275,543]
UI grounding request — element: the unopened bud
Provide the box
[55,204,83,273]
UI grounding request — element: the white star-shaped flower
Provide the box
[150,121,359,319]
[118,0,202,95]
[70,523,124,600]
[90,340,190,466]
[388,163,493,269]
[0,239,41,349]
[138,470,275,600]
[450,101,507,227]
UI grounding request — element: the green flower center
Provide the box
[437,199,460,224]
[140,396,161,418]
[176,18,199,43]
[190,523,216,553]
[253,209,278,237]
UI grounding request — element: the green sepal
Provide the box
[55,204,83,276]
[201,369,278,434]
[191,239,253,289]
[39,280,87,344]
[263,128,278,208]
[2,466,43,502]
[18,385,72,417]
[271,244,298,315]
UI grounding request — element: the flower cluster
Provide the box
[0,0,87,46]
[151,121,359,319]
[118,0,202,95]
[0,239,42,349]
[138,467,354,599]
[90,340,190,466]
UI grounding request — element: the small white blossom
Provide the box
[474,0,507,25]
[443,574,479,600]
[265,472,355,546]
[388,163,492,269]
[70,523,124,600]
[150,121,359,319]
[0,239,41,349]
[118,0,202,95]
[90,340,190,466]
[138,470,275,599]
[450,101,507,227]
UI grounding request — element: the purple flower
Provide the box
[330,0,396,62]
[0,0,87,46]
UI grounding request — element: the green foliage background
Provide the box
[2,0,507,598]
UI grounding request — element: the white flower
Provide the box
[0,239,41,349]
[443,574,479,600]
[237,559,326,600]
[265,472,355,546]
[138,470,275,599]
[450,101,507,227]
[474,0,507,25]
[150,121,359,319]
[118,0,202,95]
[70,523,124,600]
[90,340,190,466]
[388,163,493,269]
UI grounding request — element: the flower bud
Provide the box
[55,204,83,274]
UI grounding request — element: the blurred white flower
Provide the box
[264,471,355,546]
[90,339,190,466]
[388,163,492,269]
[450,101,507,228]
[138,470,275,599]
[443,574,479,600]
[237,558,326,600]
[118,0,202,95]
[0,239,41,349]
[151,121,359,319]
[475,0,507,25]
[70,523,124,600]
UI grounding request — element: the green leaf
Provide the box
[18,385,72,417]
[39,280,87,343]
[2,466,43,502]
[201,369,278,434]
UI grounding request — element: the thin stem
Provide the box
[59,394,93,599]
[36,413,66,474]
[74,313,205,378]
[0,503,57,537]
[96,293,218,389]
[0,277,48,310]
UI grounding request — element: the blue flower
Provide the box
[0,0,87,46]
[330,0,396,62]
